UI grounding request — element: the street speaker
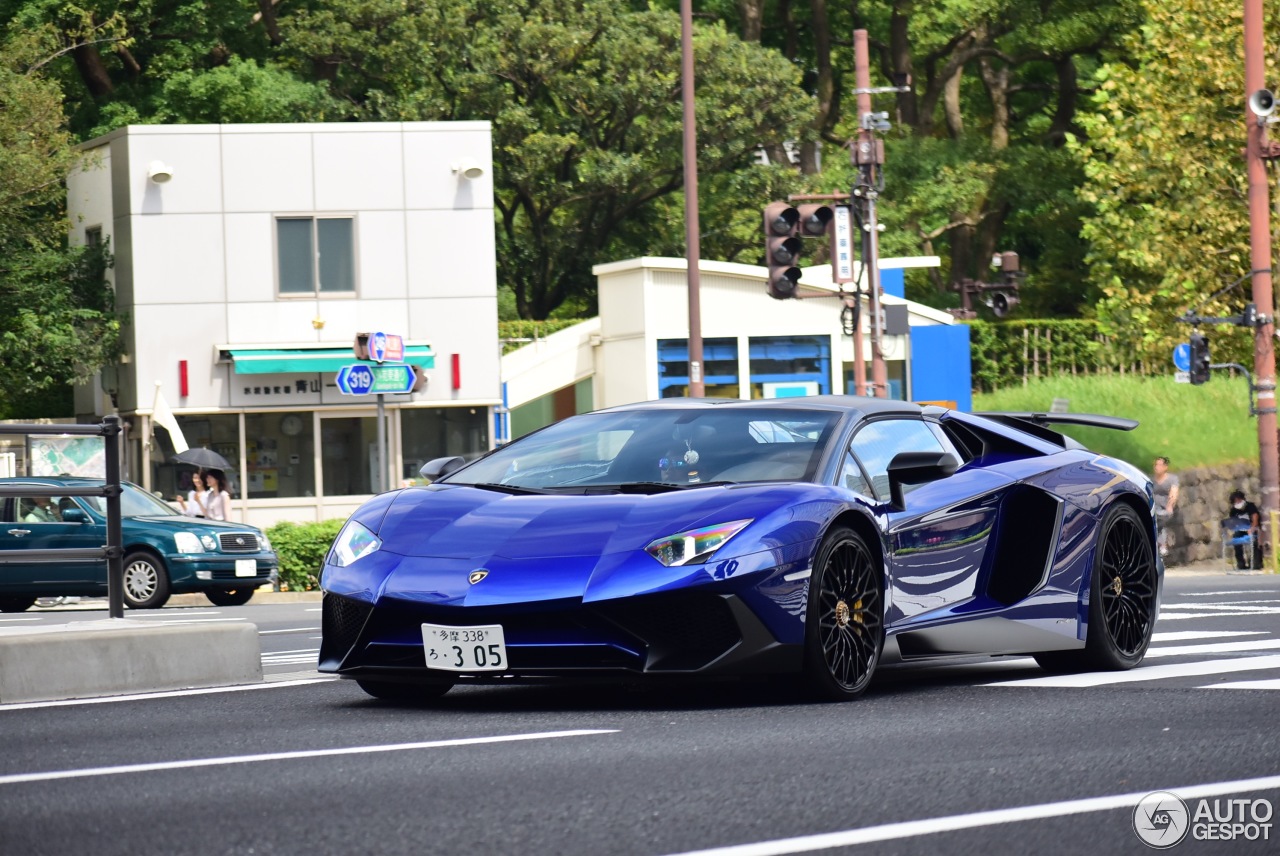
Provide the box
[1249,88,1276,119]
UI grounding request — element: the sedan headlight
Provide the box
[200,534,218,551]
[259,532,273,552]
[329,520,381,567]
[645,519,753,567]
[174,532,205,554]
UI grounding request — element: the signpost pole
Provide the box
[376,393,387,494]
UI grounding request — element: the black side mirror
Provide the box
[420,456,466,481]
[61,508,88,524]
[886,451,959,511]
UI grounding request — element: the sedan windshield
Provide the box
[81,483,183,518]
[445,407,840,491]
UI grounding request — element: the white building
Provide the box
[66,123,501,527]
[502,257,969,438]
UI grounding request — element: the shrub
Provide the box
[266,519,345,591]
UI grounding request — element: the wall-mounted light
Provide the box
[451,160,485,180]
[148,160,174,183]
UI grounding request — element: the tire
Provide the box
[0,597,36,613]
[122,551,172,609]
[1034,503,1157,673]
[356,678,455,703]
[206,588,255,607]
[802,525,884,701]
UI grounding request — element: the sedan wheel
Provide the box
[1035,503,1156,672]
[122,552,171,609]
[803,525,884,701]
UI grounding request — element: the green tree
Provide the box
[1076,0,1273,364]
[0,25,120,415]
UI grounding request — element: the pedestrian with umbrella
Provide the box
[171,447,234,471]
[175,470,209,517]
[204,470,232,521]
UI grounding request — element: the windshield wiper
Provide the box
[615,481,734,494]
[460,482,549,495]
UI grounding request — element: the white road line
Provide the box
[0,678,335,711]
[146,618,247,625]
[1176,590,1275,597]
[985,654,1280,688]
[1155,612,1262,621]
[259,627,321,635]
[1202,678,1280,690]
[1161,604,1280,613]
[1144,639,1280,658]
[304,608,321,612]
[0,618,41,622]
[260,648,319,656]
[133,611,224,617]
[660,774,1280,856]
[0,730,618,786]
[1150,630,1264,642]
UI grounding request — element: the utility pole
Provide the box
[1243,0,1278,560]
[852,30,888,398]
[679,0,704,397]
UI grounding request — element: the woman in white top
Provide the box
[204,471,232,521]
[176,471,209,518]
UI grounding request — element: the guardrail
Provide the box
[0,417,124,618]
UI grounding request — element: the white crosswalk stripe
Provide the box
[973,591,1280,690]
[262,648,320,667]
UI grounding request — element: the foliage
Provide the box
[497,319,589,354]
[1076,0,1275,357]
[265,518,345,591]
[0,26,120,409]
[155,58,338,124]
[972,373,1259,468]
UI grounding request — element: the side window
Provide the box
[849,419,947,501]
[839,452,872,496]
[15,496,65,524]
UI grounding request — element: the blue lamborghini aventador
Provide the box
[319,396,1161,702]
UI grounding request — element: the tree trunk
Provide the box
[977,56,1010,151]
[1046,55,1078,146]
[889,3,919,128]
[72,42,114,97]
[943,65,964,138]
[737,0,765,41]
[801,0,835,174]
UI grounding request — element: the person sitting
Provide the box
[22,497,59,523]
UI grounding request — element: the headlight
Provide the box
[174,532,205,554]
[645,519,753,567]
[200,534,218,551]
[329,520,381,567]
[259,532,273,552]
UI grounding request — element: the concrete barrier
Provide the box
[0,619,262,703]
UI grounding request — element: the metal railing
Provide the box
[0,417,125,617]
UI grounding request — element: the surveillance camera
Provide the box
[1250,89,1276,121]
[147,160,174,184]
[452,160,485,180]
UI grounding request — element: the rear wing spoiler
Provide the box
[976,412,1139,432]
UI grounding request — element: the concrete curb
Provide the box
[166,591,323,607]
[0,620,263,703]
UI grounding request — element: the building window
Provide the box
[657,338,739,398]
[276,216,356,296]
[749,336,831,399]
[84,227,102,248]
[244,412,316,499]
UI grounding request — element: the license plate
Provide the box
[234,559,257,577]
[421,623,507,672]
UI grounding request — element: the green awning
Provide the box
[226,346,435,375]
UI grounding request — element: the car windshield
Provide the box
[81,483,184,518]
[445,407,841,491]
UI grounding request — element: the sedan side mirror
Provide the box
[886,451,960,511]
[420,456,466,481]
[60,508,88,524]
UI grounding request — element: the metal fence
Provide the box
[0,417,125,618]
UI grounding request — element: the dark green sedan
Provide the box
[0,477,278,611]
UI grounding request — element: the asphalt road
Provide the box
[1,572,1278,855]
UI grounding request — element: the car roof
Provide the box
[594,395,923,419]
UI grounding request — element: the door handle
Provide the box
[7,529,31,537]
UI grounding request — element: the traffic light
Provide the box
[764,202,801,299]
[1189,332,1211,385]
[796,204,834,240]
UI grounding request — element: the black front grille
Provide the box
[320,594,373,667]
[219,533,260,552]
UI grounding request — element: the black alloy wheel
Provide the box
[0,596,36,613]
[803,525,884,701]
[206,588,255,607]
[356,678,455,703]
[122,551,172,609]
[1035,503,1156,672]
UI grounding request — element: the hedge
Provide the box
[266,518,345,592]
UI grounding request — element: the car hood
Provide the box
[376,484,779,561]
[127,516,261,533]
